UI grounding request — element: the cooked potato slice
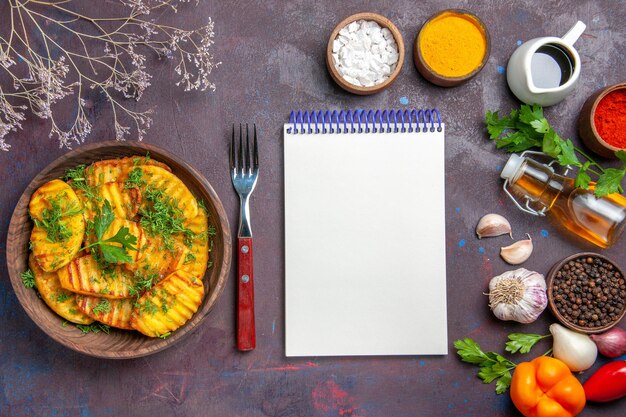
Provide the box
[86,156,171,186]
[75,295,134,330]
[140,165,198,221]
[77,182,141,221]
[131,270,204,337]
[29,254,94,325]
[128,233,183,279]
[57,255,134,298]
[29,179,85,272]
[175,208,210,281]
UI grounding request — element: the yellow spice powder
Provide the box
[419,12,487,78]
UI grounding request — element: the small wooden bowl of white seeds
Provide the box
[327,12,404,95]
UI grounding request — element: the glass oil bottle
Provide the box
[500,153,626,248]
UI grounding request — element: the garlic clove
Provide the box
[500,234,533,265]
[476,214,513,239]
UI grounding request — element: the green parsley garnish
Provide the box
[125,167,145,189]
[81,200,137,264]
[140,187,192,249]
[454,338,516,395]
[76,323,111,334]
[21,269,36,288]
[183,252,196,265]
[92,298,112,314]
[33,196,83,242]
[63,165,101,204]
[129,269,159,297]
[505,333,549,354]
[455,332,553,394]
[55,291,71,303]
[486,104,626,197]
[140,299,159,316]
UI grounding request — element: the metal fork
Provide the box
[230,123,258,351]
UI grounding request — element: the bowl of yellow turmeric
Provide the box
[414,9,490,87]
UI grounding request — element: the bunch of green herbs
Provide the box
[455,332,549,394]
[486,104,626,197]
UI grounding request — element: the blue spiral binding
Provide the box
[288,109,442,134]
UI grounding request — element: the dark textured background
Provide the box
[1,1,625,416]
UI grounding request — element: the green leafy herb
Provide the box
[140,299,159,316]
[55,291,71,303]
[183,252,196,265]
[155,331,171,339]
[34,196,83,242]
[21,269,36,288]
[92,298,112,314]
[81,200,137,264]
[63,165,101,204]
[76,323,111,334]
[140,187,191,249]
[125,167,145,189]
[454,338,517,394]
[505,333,549,354]
[129,270,159,297]
[486,104,626,197]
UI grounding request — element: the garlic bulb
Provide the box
[488,268,547,323]
[476,214,513,239]
[550,323,597,372]
[500,234,533,265]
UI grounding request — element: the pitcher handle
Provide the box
[561,21,586,46]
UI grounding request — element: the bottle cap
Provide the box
[500,154,524,181]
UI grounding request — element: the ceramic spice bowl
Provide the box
[578,82,626,159]
[414,9,490,87]
[547,252,626,334]
[326,12,405,95]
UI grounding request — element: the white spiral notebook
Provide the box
[284,109,447,356]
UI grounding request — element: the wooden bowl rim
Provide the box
[326,12,405,95]
[413,9,490,86]
[546,252,625,334]
[6,140,232,358]
[587,82,626,152]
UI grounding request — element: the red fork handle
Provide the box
[237,237,256,351]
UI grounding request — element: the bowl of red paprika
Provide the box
[578,82,626,158]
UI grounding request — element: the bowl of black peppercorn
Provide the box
[547,252,626,334]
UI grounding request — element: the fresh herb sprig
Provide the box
[81,200,137,264]
[33,197,83,243]
[140,187,192,249]
[486,104,626,197]
[455,332,551,394]
[76,323,111,334]
[455,338,516,394]
[92,299,112,315]
[505,333,549,354]
[21,269,36,288]
[63,165,101,204]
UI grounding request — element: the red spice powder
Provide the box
[594,89,626,149]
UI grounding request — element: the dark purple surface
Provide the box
[1,1,625,416]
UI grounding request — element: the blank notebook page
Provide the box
[284,115,447,356]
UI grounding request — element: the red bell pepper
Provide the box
[583,360,626,402]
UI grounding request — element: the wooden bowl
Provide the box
[414,9,490,87]
[547,252,625,334]
[578,82,626,159]
[6,141,232,358]
[326,12,405,95]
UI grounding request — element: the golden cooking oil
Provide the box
[502,155,626,248]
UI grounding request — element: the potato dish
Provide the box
[23,155,213,338]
